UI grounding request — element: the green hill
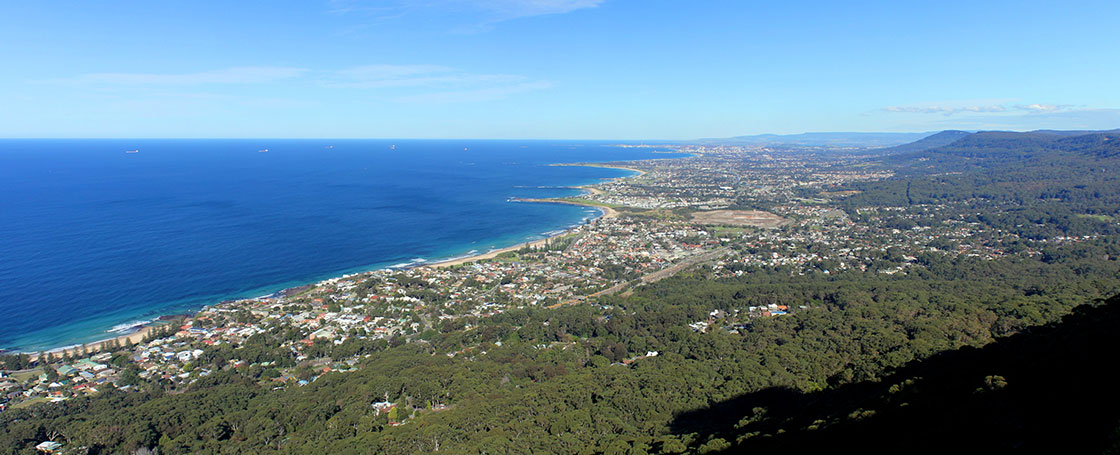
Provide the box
[874,129,972,154]
[4,130,1120,454]
[885,129,1120,172]
[681,294,1120,453]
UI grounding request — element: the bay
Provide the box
[0,139,680,351]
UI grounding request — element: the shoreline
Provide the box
[429,161,642,267]
[429,229,570,268]
[25,324,162,362]
[6,162,648,357]
[551,162,647,178]
[430,187,617,268]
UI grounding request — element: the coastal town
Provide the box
[7,1,1120,451]
[0,144,1101,421]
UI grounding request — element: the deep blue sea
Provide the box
[0,139,680,352]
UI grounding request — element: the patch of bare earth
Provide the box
[820,190,862,197]
[691,210,787,228]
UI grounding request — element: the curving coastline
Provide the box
[26,325,162,362]
[423,162,645,267]
[429,164,644,267]
[10,161,648,357]
[550,162,647,178]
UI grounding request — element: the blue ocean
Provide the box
[0,139,679,352]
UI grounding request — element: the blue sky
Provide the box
[1,0,1118,139]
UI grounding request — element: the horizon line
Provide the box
[3,128,1114,142]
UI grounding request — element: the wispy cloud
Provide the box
[885,108,1120,133]
[46,63,549,105]
[325,64,551,102]
[884,104,1007,115]
[327,0,604,28]
[1014,103,1073,113]
[326,64,524,89]
[396,80,552,103]
[465,0,606,20]
[883,100,1076,116]
[60,66,309,85]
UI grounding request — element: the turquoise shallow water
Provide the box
[0,139,680,352]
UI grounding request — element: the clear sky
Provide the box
[2,0,1118,139]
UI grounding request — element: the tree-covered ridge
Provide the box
[873,129,971,154]
[2,236,1117,453]
[834,130,1120,241]
[885,129,1120,173]
[684,293,1120,454]
[4,132,1120,454]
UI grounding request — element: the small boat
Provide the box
[325,145,334,149]
[258,149,269,153]
[389,144,396,150]
[125,149,139,154]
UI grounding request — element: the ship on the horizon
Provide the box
[125,149,139,154]
[258,148,269,153]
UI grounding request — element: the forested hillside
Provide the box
[3,240,1118,454]
[884,129,1120,173]
[873,129,971,154]
[3,131,1120,454]
[841,130,1120,240]
[688,293,1120,453]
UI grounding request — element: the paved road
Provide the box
[633,247,731,286]
[548,247,731,308]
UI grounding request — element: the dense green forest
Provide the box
[3,130,1120,454]
[849,130,1120,213]
[2,240,1117,454]
[685,293,1120,453]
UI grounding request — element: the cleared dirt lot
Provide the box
[691,210,788,228]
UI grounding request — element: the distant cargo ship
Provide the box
[258,149,269,153]
[125,149,139,154]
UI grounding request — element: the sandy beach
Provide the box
[430,235,556,268]
[431,165,638,268]
[552,162,647,178]
[28,324,161,362]
[432,188,617,268]
[14,163,644,355]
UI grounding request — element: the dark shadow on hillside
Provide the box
[669,295,1120,454]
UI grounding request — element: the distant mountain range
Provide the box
[874,130,972,154]
[696,132,933,147]
[697,128,1120,150]
[834,128,1120,212]
[881,128,1120,170]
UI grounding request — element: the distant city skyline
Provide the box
[2,0,1119,139]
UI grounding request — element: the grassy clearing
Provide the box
[1077,214,1116,222]
[706,226,753,236]
[11,397,50,410]
[820,190,863,197]
[557,197,630,209]
[10,368,43,383]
